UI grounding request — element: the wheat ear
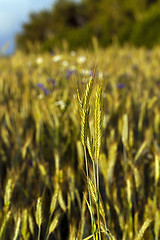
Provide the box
[94,86,102,240]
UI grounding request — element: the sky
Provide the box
[0,0,55,55]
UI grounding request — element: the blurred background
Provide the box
[1,0,160,54]
[0,0,54,55]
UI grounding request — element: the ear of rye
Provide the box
[35,197,43,228]
[80,108,89,146]
[94,86,102,160]
[77,89,83,119]
[87,133,94,161]
[83,76,94,112]
[49,211,60,235]
[81,76,94,146]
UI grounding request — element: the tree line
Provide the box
[16,0,160,52]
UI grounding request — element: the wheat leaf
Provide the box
[83,234,94,240]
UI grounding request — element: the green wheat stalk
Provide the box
[77,70,108,240]
[77,72,96,239]
[94,86,102,240]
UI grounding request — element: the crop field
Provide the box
[0,45,160,240]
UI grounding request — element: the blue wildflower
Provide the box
[156,80,160,86]
[66,70,74,79]
[37,83,44,88]
[36,82,50,96]
[27,158,33,167]
[47,78,56,86]
[117,83,125,89]
[89,70,98,77]
[42,87,50,96]
[89,71,94,76]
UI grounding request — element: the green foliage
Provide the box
[15,0,160,52]
[130,1,160,48]
[16,11,52,52]
[16,0,88,52]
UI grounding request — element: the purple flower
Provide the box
[156,80,160,86]
[37,83,44,88]
[27,158,33,167]
[47,78,56,86]
[66,70,74,79]
[89,71,94,76]
[36,82,50,95]
[89,70,98,77]
[42,87,50,96]
[117,83,125,89]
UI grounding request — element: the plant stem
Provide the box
[44,215,52,240]
[123,146,127,178]
[96,159,101,240]
[38,225,41,240]
[84,146,96,240]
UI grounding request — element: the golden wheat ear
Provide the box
[94,86,102,161]
[77,73,95,147]
[48,211,60,237]
[83,74,94,113]
[87,130,94,161]
[35,197,43,228]
[134,217,153,240]
[35,197,43,240]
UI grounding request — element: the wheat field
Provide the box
[0,45,160,239]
